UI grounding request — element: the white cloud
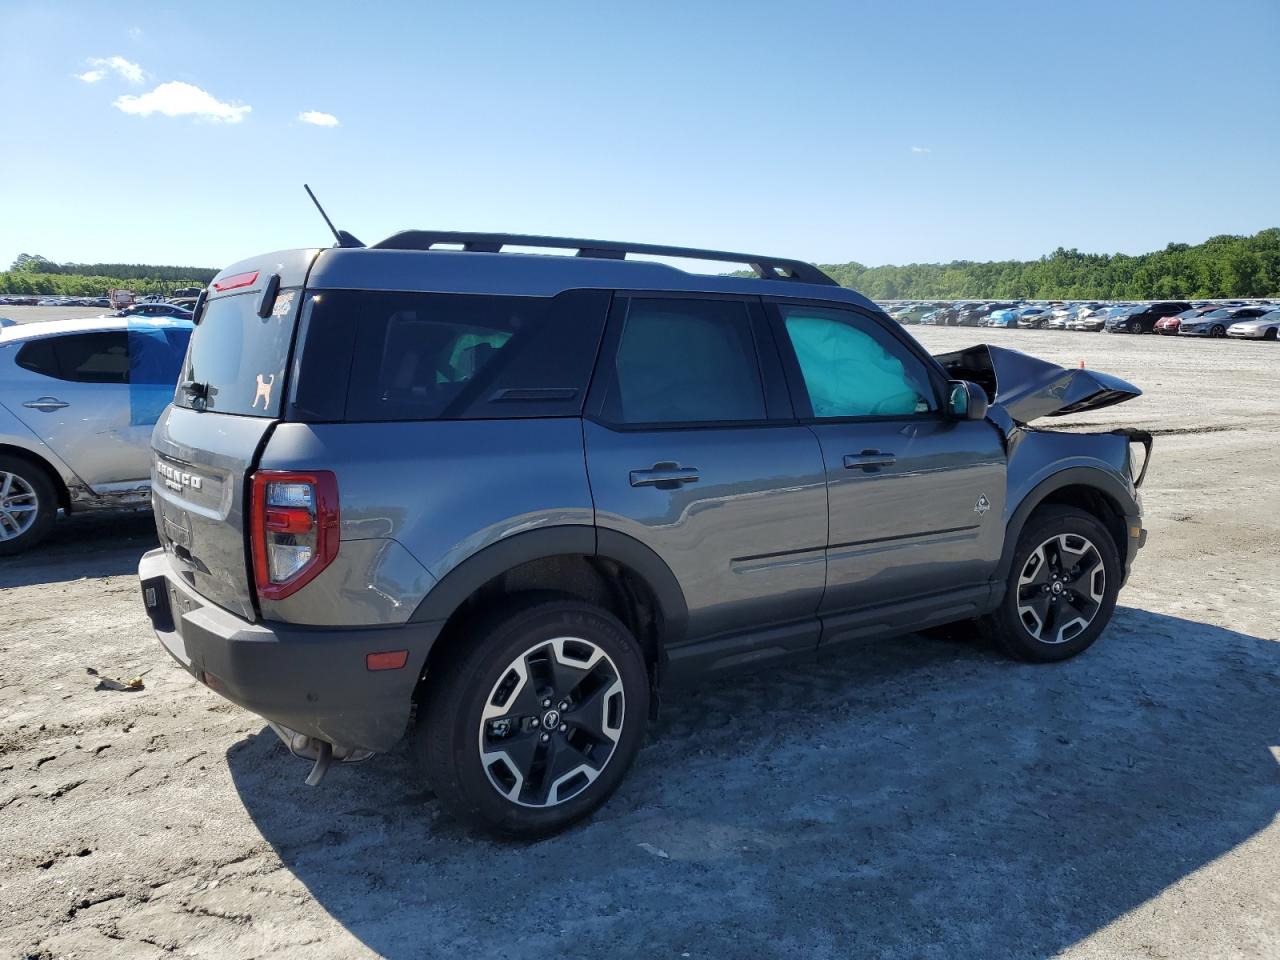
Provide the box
[128,26,143,39]
[910,145,932,154]
[114,81,252,123]
[298,110,340,127]
[76,55,144,84]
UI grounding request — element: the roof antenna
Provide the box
[304,184,364,248]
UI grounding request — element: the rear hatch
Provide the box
[151,250,318,620]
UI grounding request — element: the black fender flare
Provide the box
[408,526,689,646]
[995,467,1138,584]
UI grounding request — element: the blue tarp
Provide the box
[127,319,193,426]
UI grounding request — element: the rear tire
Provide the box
[415,597,649,839]
[1127,320,1142,334]
[0,454,57,556]
[1210,325,1226,338]
[980,506,1121,663]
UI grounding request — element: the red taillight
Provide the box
[250,470,339,601]
[213,270,259,292]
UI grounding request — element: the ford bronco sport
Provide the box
[139,232,1151,838]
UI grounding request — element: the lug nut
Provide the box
[540,733,550,743]
[558,700,569,711]
[542,698,551,708]
[530,718,539,728]
[559,723,568,732]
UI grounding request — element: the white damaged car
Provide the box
[0,316,192,553]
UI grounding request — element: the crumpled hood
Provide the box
[934,344,1141,425]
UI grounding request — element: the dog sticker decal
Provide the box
[253,373,275,410]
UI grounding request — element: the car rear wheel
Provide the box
[980,506,1121,663]
[1126,320,1142,334]
[1210,325,1226,338]
[0,455,57,556]
[416,597,649,839]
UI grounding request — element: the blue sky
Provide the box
[2,0,1277,271]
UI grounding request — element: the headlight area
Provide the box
[1111,428,1153,487]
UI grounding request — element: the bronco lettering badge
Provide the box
[156,460,204,492]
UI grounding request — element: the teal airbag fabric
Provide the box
[784,315,921,417]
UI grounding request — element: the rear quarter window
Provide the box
[292,289,610,422]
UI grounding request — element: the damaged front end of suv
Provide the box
[937,344,1152,584]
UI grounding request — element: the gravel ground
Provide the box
[1,305,112,324]
[2,327,1278,960]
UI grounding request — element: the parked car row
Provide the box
[0,295,112,307]
[885,299,1279,340]
[0,290,205,310]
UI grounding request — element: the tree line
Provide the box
[6,230,1279,301]
[819,229,1280,301]
[1,254,216,296]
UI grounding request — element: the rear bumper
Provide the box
[138,548,444,753]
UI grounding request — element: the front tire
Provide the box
[1127,320,1142,334]
[0,455,57,556]
[416,598,649,839]
[981,506,1121,663]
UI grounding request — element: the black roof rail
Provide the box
[370,231,837,286]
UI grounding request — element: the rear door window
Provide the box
[175,290,299,417]
[56,331,131,383]
[16,332,131,384]
[598,298,767,425]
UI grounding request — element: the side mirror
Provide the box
[947,380,989,421]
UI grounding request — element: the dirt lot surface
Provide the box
[1,305,111,325]
[2,328,1278,959]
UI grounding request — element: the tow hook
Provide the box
[304,740,333,786]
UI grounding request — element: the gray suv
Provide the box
[138,232,1151,838]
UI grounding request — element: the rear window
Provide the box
[292,289,610,422]
[175,289,299,417]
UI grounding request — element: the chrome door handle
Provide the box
[843,450,896,470]
[629,463,700,488]
[22,396,69,411]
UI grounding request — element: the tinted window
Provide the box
[176,289,299,417]
[15,338,60,378]
[779,305,935,418]
[306,289,609,422]
[42,332,131,384]
[58,332,131,383]
[601,298,766,425]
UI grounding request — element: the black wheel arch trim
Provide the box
[408,525,690,647]
[996,467,1138,585]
